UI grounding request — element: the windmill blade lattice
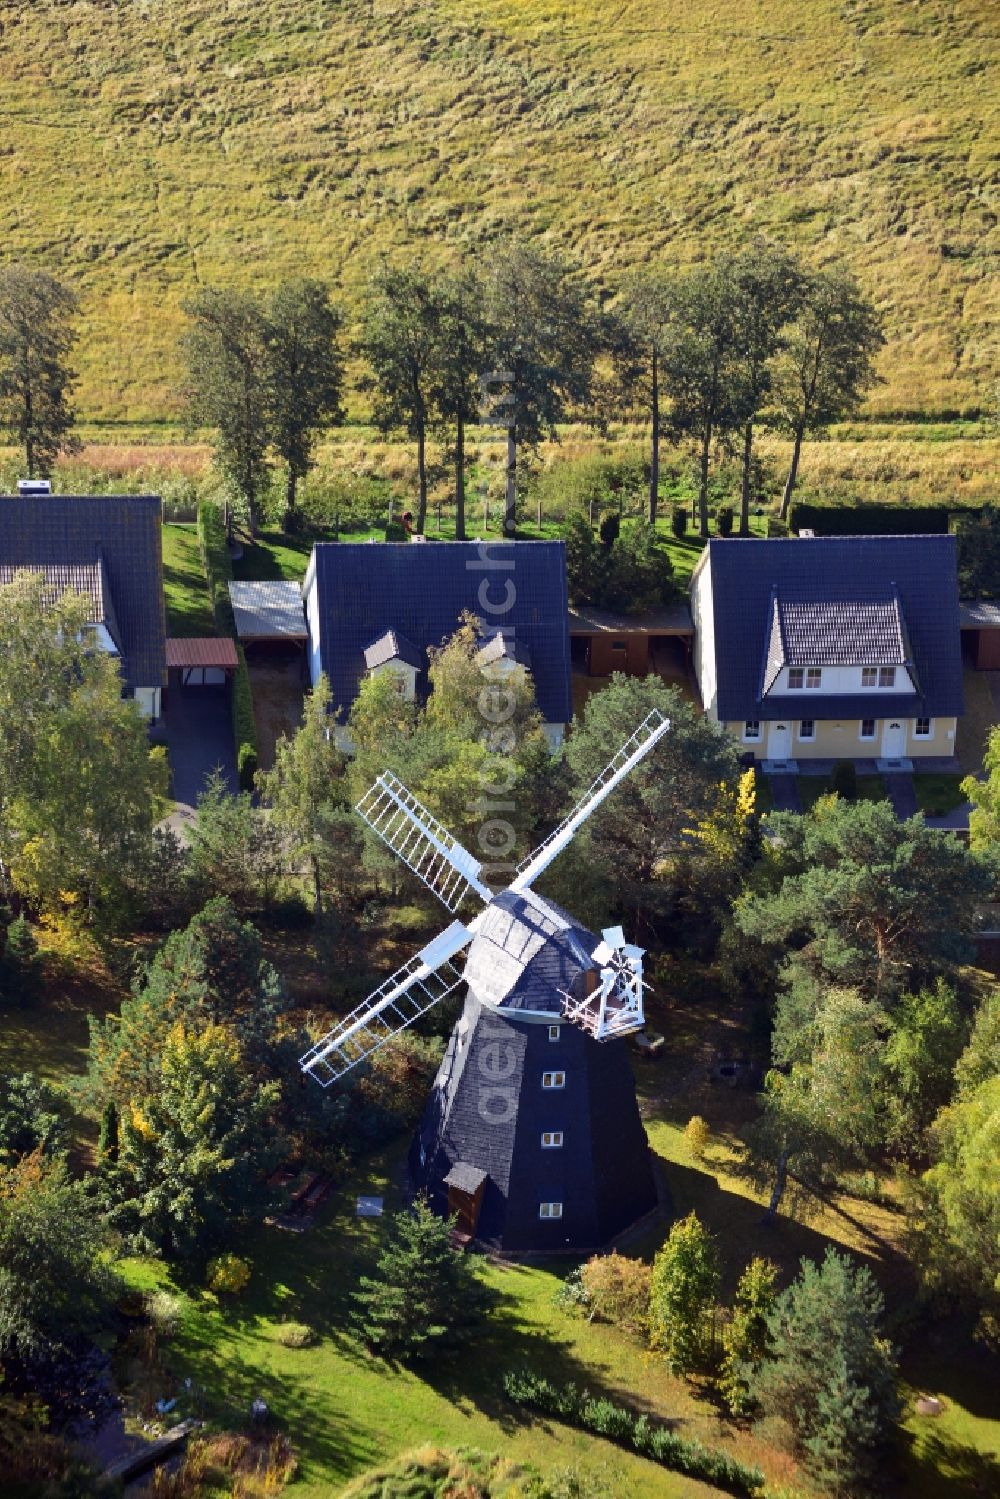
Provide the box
[511,709,670,892]
[299,920,474,1086]
[356,770,492,912]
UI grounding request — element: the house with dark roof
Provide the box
[0,494,167,719]
[690,535,964,763]
[302,540,572,746]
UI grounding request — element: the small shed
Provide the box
[442,1162,488,1238]
[229,580,307,649]
[959,601,1000,669]
[568,603,694,677]
[166,636,239,687]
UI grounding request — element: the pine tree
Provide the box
[351,1197,494,1363]
[755,1249,898,1494]
[0,915,41,1008]
[718,1256,778,1418]
[97,1099,118,1165]
[649,1212,721,1376]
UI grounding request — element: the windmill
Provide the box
[299,709,669,1251]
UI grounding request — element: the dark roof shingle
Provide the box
[308,541,572,724]
[0,495,165,691]
[700,536,964,722]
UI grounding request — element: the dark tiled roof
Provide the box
[363,628,423,671]
[0,495,165,691]
[699,536,964,722]
[477,629,532,668]
[309,541,572,723]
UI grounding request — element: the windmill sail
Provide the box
[299,920,473,1086]
[356,771,492,912]
[511,709,670,892]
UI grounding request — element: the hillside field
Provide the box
[1,0,997,423]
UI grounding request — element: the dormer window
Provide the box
[789,667,821,689]
[788,668,803,689]
[862,668,877,688]
[879,667,896,687]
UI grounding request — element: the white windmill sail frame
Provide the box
[356,770,492,911]
[511,709,670,892]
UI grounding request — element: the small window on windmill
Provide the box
[541,1131,564,1149]
[542,1070,566,1089]
[539,1201,563,1219]
[547,1024,561,1042]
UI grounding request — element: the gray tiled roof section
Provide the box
[478,629,532,668]
[0,495,165,690]
[761,589,915,694]
[701,535,964,723]
[442,1162,488,1194]
[363,628,423,670]
[464,888,597,1014]
[229,580,306,639]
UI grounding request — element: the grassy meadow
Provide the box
[0,0,997,422]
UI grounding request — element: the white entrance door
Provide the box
[768,722,792,760]
[882,720,906,759]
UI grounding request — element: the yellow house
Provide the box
[690,535,964,764]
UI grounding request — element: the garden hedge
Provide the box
[196,502,259,789]
[502,1370,765,1496]
[787,501,950,536]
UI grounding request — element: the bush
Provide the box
[831,760,858,801]
[275,1321,315,1348]
[579,1252,651,1337]
[716,505,734,537]
[598,508,621,548]
[206,1253,252,1296]
[766,516,789,537]
[145,1289,184,1340]
[384,521,408,541]
[670,505,688,539]
[684,1114,711,1160]
[787,501,950,536]
[502,1370,765,1496]
[0,914,41,1007]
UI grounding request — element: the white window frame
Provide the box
[861,667,878,688]
[542,1071,565,1090]
[798,719,815,741]
[787,668,804,689]
[547,1025,561,1042]
[914,717,932,738]
[860,718,876,741]
[805,667,822,689]
[879,667,896,688]
[743,720,762,742]
[539,1201,563,1219]
[541,1131,564,1149]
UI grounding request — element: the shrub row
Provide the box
[502,1370,765,1497]
[196,502,258,789]
[787,501,950,536]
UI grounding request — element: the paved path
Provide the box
[767,773,802,813]
[883,771,918,820]
[163,685,238,839]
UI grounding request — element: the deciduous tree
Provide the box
[719,1256,778,1419]
[266,278,345,523]
[649,1212,720,1375]
[428,267,492,541]
[614,270,675,523]
[484,242,597,536]
[772,268,885,519]
[182,286,271,533]
[358,264,441,534]
[0,265,80,476]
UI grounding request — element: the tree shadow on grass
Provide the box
[902,1428,1000,1499]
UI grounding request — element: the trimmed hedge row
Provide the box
[502,1370,765,1497]
[787,501,950,536]
[196,503,259,790]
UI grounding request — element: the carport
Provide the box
[567,603,695,678]
[165,636,239,688]
[229,580,307,654]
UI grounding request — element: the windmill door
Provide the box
[448,1179,485,1236]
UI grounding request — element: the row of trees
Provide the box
[0,243,883,541]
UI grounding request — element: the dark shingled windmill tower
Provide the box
[300,711,668,1252]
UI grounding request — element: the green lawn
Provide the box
[913,773,970,817]
[118,1144,737,1499]
[161,522,215,636]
